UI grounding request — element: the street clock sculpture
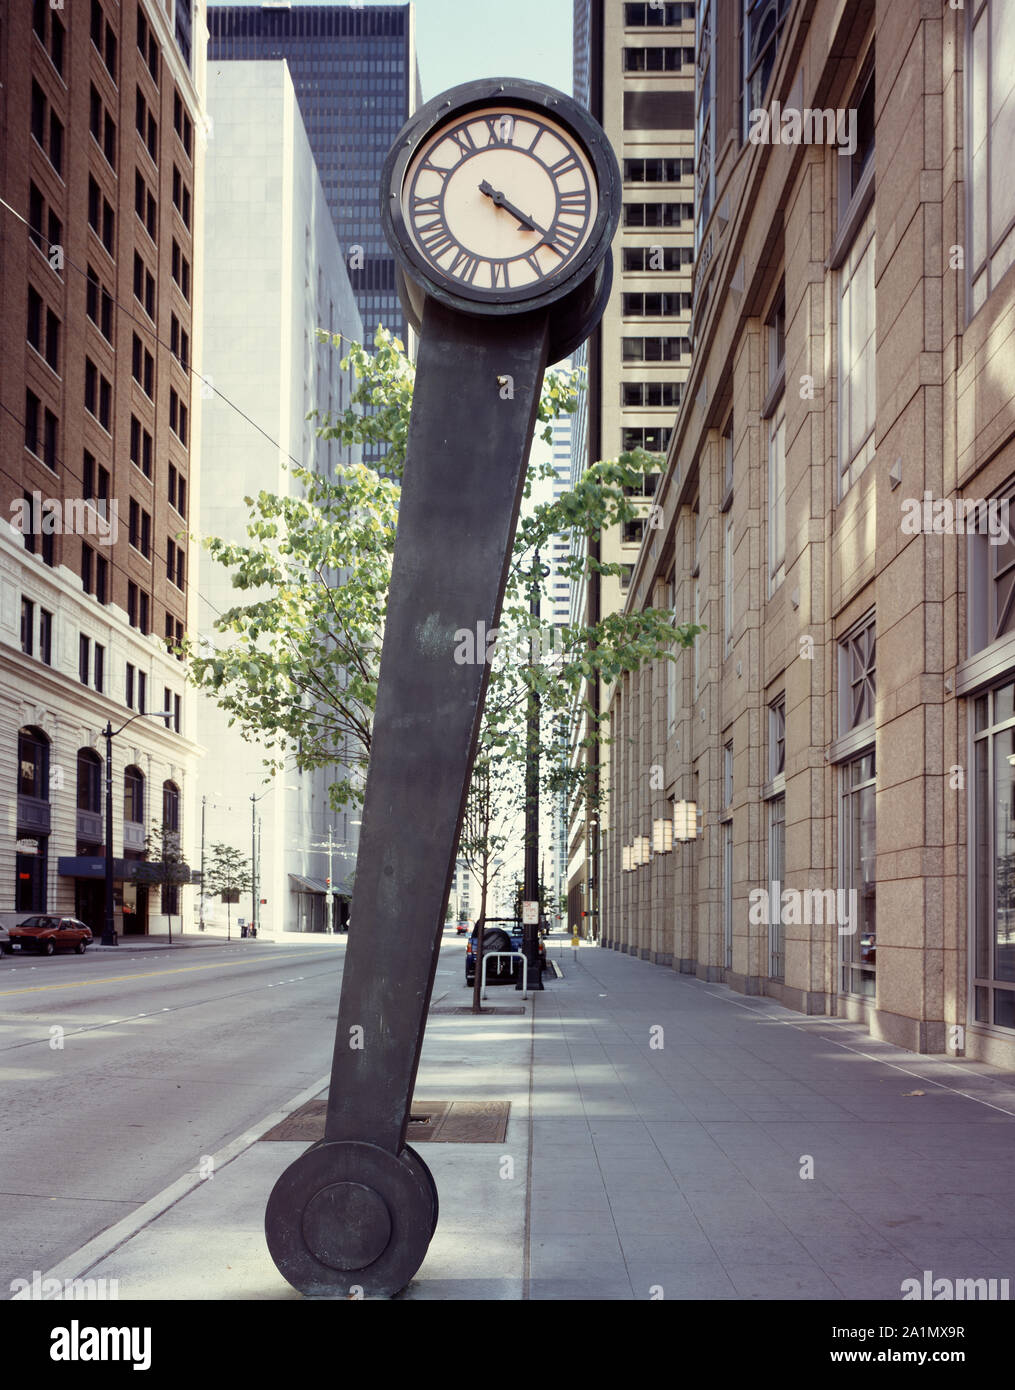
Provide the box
[265,79,619,1298]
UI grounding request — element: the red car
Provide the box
[7,915,93,956]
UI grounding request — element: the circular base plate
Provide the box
[402,1143,439,1237]
[265,1141,434,1297]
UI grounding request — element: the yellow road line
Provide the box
[0,950,330,997]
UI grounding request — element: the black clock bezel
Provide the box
[381,78,621,318]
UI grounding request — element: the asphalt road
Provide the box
[0,940,350,1294]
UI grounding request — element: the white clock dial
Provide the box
[401,105,599,295]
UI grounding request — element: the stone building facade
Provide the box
[604,0,1015,1068]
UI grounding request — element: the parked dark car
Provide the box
[7,915,93,956]
[465,922,547,986]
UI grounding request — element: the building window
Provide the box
[768,405,786,592]
[622,336,688,362]
[162,780,180,833]
[77,749,102,814]
[623,202,692,227]
[21,598,35,657]
[840,750,876,996]
[19,726,50,800]
[622,292,691,317]
[769,697,786,779]
[722,821,733,970]
[622,245,693,272]
[839,615,876,733]
[742,0,791,139]
[95,555,108,606]
[623,46,694,71]
[723,739,734,809]
[79,633,90,685]
[623,157,695,182]
[723,513,734,654]
[127,581,137,628]
[39,609,52,665]
[768,795,786,979]
[125,661,135,709]
[25,389,40,457]
[968,0,1015,314]
[972,681,1015,1030]
[621,381,683,409]
[968,483,1015,655]
[82,543,94,596]
[124,766,145,825]
[138,670,147,714]
[94,643,105,693]
[838,207,876,493]
[622,426,672,453]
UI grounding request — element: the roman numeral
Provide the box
[549,153,582,179]
[418,159,450,181]
[524,251,544,276]
[490,261,509,288]
[485,115,515,145]
[558,189,590,213]
[411,195,442,215]
[418,220,455,259]
[449,247,479,283]
[448,125,477,158]
[550,221,581,251]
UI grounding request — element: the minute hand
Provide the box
[478,181,558,247]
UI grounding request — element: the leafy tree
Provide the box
[131,821,193,945]
[187,327,701,816]
[204,842,252,939]
[459,753,518,1012]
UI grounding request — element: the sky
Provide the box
[408,0,573,101]
[249,0,575,101]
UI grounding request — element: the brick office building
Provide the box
[604,0,1015,1068]
[0,0,206,934]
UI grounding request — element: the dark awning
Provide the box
[58,857,197,882]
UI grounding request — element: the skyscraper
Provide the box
[566,0,697,938]
[196,58,363,934]
[0,0,208,935]
[206,3,420,350]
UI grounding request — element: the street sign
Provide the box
[522,901,539,925]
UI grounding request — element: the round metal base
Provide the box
[265,1141,434,1297]
[402,1143,439,1237]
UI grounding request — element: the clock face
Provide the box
[400,105,599,298]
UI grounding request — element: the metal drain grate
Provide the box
[429,1005,525,1015]
[260,1098,510,1144]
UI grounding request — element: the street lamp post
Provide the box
[250,788,273,935]
[102,710,172,947]
[199,795,206,931]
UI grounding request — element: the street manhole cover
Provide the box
[429,1006,525,1015]
[260,1097,509,1144]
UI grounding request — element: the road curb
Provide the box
[9,1072,331,1299]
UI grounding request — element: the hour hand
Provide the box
[478,180,539,233]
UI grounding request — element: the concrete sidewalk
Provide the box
[19,939,1015,1300]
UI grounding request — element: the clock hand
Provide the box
[478,180,547,237]
[477,181,569,259]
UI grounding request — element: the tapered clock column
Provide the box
[265,78,619,1298]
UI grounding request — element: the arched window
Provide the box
[18,726,50,800]
[77,749,102,813]
[162,780,180,833]
[124,765,145,825]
